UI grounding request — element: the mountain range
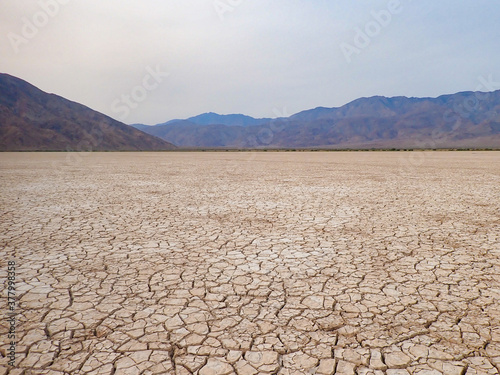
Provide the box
[0,73,176,151]
[1,72,499,151]
[133,92,500,149]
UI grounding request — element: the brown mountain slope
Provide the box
[0,73,176,151]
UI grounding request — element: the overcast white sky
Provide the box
[1,1,500,124]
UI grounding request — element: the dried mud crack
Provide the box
[0,152,499,375]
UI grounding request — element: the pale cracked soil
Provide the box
[1,151,499,375]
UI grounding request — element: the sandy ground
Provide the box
[0,151,499,375]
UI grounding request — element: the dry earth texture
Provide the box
[0,151,499,375]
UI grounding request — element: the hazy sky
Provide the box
[1,1,500,124]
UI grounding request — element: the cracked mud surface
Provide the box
[1,151,499,375]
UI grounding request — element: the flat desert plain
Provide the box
[1,151,499,375]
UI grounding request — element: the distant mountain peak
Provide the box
[150,112,273,128]
[134,89,500,149]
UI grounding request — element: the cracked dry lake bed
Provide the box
[1,151,499,375]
